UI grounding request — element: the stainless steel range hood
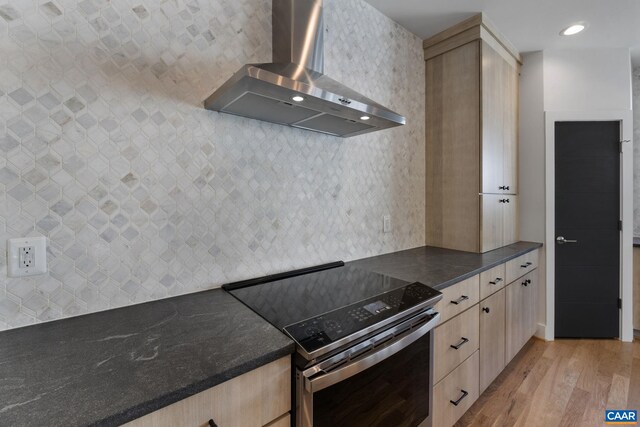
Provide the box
[204,0,406,138]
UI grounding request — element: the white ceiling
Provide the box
[363,0,640,65]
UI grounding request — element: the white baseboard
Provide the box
[535,322,552,341]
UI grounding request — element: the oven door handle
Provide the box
[303,312,441,393]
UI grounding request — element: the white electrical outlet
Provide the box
[383,215,392,233]
[20,246,35,269]
[7,237,47,277]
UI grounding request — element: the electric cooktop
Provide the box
[225,263,442,358]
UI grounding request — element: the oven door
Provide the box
[296,311,439,427]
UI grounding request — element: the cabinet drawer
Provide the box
[479,263,506,300]
[124,356,291,427]
[434,304,479,383]
[434,275,480,323]
[433,351,480,427]
[505,249,539,283]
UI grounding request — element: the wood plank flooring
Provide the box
[456,338,640,427]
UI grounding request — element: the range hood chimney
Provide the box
[204,0,406,138]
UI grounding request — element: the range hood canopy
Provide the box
[204,0,406,138]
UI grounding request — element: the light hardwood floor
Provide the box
[456,338,640,427]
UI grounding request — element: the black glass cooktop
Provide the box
[228,264,441,355]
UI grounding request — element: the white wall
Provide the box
[518,51,546,335]
[543,49,632,111]
[519,48,634,341]
[633,66,640,236]
[519,52,545,242]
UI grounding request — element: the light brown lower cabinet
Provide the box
[505,249,539,283]
[433,351,480,427]
[479,288,506,392]
[434,306,480,383]
[433,250,539,426]
[265,414,291,427]
[123,356,291,427]
[506,269,538,362]
[479,263,506,300]
[433,275,480,323]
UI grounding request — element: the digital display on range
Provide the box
[363,301,391,315]
[284,282,441,354]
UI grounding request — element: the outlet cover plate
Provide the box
[7,237,47,277]
[383,215,391,233]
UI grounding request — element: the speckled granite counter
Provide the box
[0,241,542,426]
[0,289,294,427]
[633,237,640,247]
[349,241,542,290]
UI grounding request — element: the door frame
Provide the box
[544,110,633,342]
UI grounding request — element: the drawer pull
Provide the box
[522,279,531,287]
[482,307,490,314]
[450,389,469,406]
[489,277,503,285]
[521,261,533,268]
[450,337,469,350]
[450,295,469,305]
[208,420,218,427]
[498,198,510,203]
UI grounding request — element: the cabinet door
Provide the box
[124,356,291,427]
[480,42,505,194]
[479,288,506,393]
[481,41,519,195]
[480,194,504,252]
[502,195,519,246]
[506,271,537,362]
[526,269,538,338]
[426,41,481,252]
[502,56,519,194]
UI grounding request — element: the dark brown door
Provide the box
[555,121,620,338]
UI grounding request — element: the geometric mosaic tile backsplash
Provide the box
[0,0,425,330]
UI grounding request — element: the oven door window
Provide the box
[312,331,430,427]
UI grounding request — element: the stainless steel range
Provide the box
[225,262,442,427]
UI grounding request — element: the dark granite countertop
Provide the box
[634,237,640,247]
[0,241,542,426]
[0,289,294,427]
[349,241,543,290]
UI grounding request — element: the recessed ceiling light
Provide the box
[360,115,370,121]
[291,95,304,102]
[560,23,586,36]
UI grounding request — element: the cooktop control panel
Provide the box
[284,282,441,354]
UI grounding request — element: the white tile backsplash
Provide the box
[0,0,425,330]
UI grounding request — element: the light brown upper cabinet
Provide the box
[425,13,521,253]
